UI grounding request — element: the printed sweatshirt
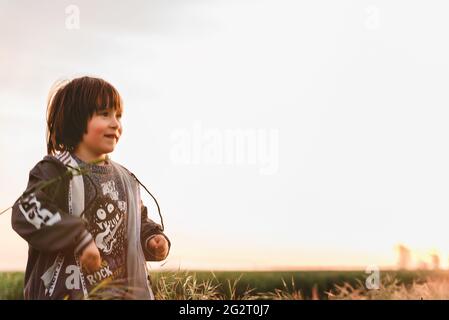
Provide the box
[11,152,171,300]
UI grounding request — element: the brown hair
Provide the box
[46,76,123,155]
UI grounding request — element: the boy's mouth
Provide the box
[104,134,118,141]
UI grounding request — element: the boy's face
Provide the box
[79,108,122,157]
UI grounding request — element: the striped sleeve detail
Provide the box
[74,230,93,254]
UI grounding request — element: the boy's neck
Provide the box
[73,147,108,166]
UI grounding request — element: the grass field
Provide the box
[1,269,447,300]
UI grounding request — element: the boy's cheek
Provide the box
[94,126,107,136]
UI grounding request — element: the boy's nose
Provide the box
[110,117,120,128]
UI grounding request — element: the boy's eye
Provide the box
[97,110,121,119]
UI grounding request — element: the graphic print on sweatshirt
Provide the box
[82,179,127,289]
[85,180,126,256]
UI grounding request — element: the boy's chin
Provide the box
[100,146,115,154]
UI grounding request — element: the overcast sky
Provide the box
[1,0,449,271]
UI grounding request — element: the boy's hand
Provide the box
[146,235,169,261]
[80,241,102,273]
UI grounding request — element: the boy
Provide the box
[11,76,170,299]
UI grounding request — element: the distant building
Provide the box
[431,254,440,270]
[397,244,411,270]
[417,260,428,270]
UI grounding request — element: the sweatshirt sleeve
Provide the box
[140,200,171,261]
[11,160,93,255]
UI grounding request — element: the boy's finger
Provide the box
[153,235,163,244]
[150,237,162,247]
[156,248,168,260]
[156,244,168,255]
